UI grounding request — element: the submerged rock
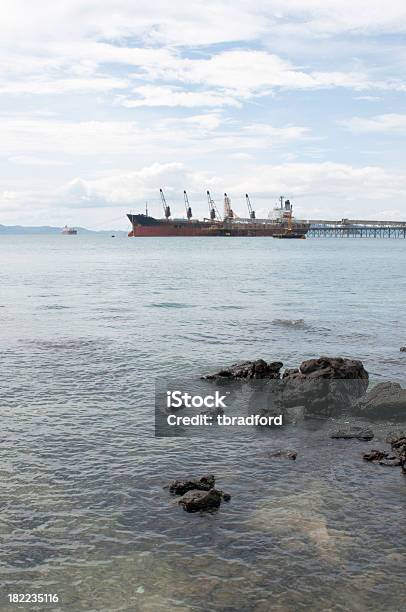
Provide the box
[386,432,406,446]
[330,427,374,441]
[203,359,283,380]
[387,433,406,468]
[379,456,402,467]
[400,347,406,352]
[269,449,297,460]
[363,432,406,472]
[353,382,406,420]
[178,488,223,512]
[168,474,215,496]
[363,450,388,462]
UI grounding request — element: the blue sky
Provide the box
[1,0,406,229]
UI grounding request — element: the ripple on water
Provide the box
[148,302,197,309]
[40,304,71,310]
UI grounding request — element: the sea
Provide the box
[0,235,405,611]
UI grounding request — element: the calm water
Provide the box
[0,235,405,611]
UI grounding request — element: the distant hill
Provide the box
[0,224,126,235]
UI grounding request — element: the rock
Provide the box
[387,434,406,469]
[269,449,297,460]
[363,432,406,472]
[379,456,402,467]
[400,347,406,352]
[203,359,283,380]
[279,356,369,418]
[283,356,369,382]
[386,432,406,453]
[363,450,388,462]
[330,427,374,441]
[353,381,406,420]
[178,488,223,512]
[168,474,215,496]
[221,492,231,502]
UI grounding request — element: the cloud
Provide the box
[2,1,406,49]
[341,113,406,133]
[57,160,406,215]
[243,123,310,140]
[3,158,406,226]
[0,115,309,159]
[118,85,241,108]
[154,51,373,95]
[0,76,128,95]
[58,162,221,207]
[1,2,406,227]
[8,155,71,166]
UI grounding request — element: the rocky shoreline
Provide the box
[162,356,405,514]
[203,355,406,421]
[166,356,406,512]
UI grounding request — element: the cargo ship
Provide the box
[127,191,309,238]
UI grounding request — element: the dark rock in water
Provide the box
[221,492,231,502]
[363,450,388,462]
[353,382,406,420]
[283,368,300,378]
[387,432,406,454]
[363,432,406,472]
[387,434,406,470]
[400,347,406,352]
[330,427,374,441]
[203,356,369,418]
[379,456,402,467]
[168,474,215,496]
[283,356,369,383]
[203,359,283,381]
[269,449,297,460]
[178,488,223,512]
[278,356,369,418]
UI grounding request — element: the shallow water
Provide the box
[0,235,405,611]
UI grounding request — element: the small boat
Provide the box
[61,225,77,235]
[273,233,306,239]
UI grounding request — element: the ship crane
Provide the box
[160,188,171,219]
[183,190,193,220]
[224,193,240,219]
[207,190,221,221]
[246,194,256,219]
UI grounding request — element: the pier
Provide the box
[307,219,406,238]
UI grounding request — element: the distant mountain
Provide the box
[0,224,126,235]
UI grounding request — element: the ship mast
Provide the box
[160,188,171,219]
[183,190,192,221]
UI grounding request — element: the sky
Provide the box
[1,0,406,229]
